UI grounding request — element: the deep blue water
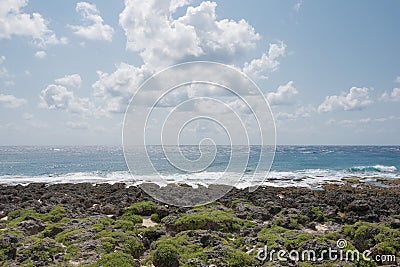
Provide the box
[0,146,398,187]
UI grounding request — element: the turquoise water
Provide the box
[0,146,398,187]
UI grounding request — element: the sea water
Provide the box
[0,145,398,188]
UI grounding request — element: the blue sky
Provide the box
[0,0,399,145]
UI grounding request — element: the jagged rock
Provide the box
[18,219,45,235]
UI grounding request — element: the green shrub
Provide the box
[342,222,400,255]
[100,217,114,226]
[125,201,155,216]
[101,237,116,253]
[123,236,144,258]
[172,208,244,232]
[310,207,325,223]
[150,231,207,265]
[223,250,258,267]
[45,204,66,222]
[96,252,136,267]
[153,243,178,267]
[114,220,136,231]
[150,213,161,223]
[121,213,143,224]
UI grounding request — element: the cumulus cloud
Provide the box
[0,0,67,47]
[266,81,298,106]
[69,2,114,41]
[318,87,373,113]
[380,88,400,102]
[55,74,82,88]
[395,76,400,83]
[90,0,285,115]
[92,63,151,113]
[39,74,92,114]
[119,0,260,69]
[170,0,193,12]
[0,93,27,108]
[243,41,286,80]
[0,55,5,64]
[34,50,46,58]
[39,84,93,114]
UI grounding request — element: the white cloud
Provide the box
[275,106,315,121]
[293,0,303,12]
[92,63,151,113]
[0,66,10,78]
[0,0,67,47]
[119,0,259,69]
[395,76,400,83]
[318,87,372,113]
[66,121,89,130]
[55,74,82,88]
[243,41,286,80]
[4,80,15,87]
[0,93,27,108]
[0,56,11,79]
[170,0,193,12]
[326,119,353,126]
[39,84,92,114]
[90,0,283,115]
[380,88,400,102]
[69,2,114,41]
[34,50,46,58]
[327,116,400,126]
[266,81,298,106]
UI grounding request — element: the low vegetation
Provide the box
[0,200,398,266]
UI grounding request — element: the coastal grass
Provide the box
[168,205,253,232]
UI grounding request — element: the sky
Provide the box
[0,0,399,145]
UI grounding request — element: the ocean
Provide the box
[0,146,399,188]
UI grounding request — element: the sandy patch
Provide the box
[142,217,158,228]
[304,222,341,235]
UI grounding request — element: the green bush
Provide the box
[150,231,207,265]
[223,250,258,267]
[153,244,179,267]
[96,252,136,267]
[125,201,155,216]
[123,236,144,258]
[121,213,143,224]
[150,213,161,223]
[310,207,325,223]
[114,220,136,231]
[172,207,244,232]
[101,237,116,253]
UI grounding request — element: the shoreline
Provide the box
[1,180,399,266]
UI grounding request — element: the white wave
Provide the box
[373,165,397,172]
[0,168,398,188]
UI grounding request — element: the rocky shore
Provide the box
[0,180,399,266]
